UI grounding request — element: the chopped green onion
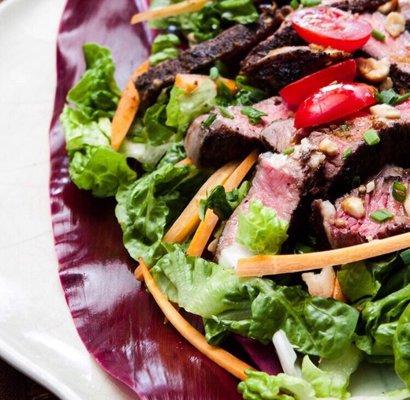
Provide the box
[240,106,267,125]
[370,209,394,223]
[283,147,295,155]
[218,106,234,119]
[392,181,407,203]
[377,89,410,105]
[290,0,299,8]
[363,129,380,146]
[209,66,220,80]
[301,0,321,6]
[342,148,352,159]
[371,29,386,42]
[400,248,410,265]
[202,113,217,128]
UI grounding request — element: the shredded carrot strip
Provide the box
[111,61,150,151]
[139,259,251,380]
[236,232,410,277]
[131,0,208,24]
[163,161,239,244]
[187,150,259,257]
[332,276,346,302]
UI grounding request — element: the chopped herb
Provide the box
[218,106,234,119]
[340,123,350,132]
[240,106,267,125]
[370,209,394,223]
[363,129,380,146]
[392,181,407,203]
[290,0,299,8]
[202,113,217,128]
[377,89,410,105]
[301,0,321,5]
[371,29,386,42]
[209,66,220,80]
[283,147,295,155]
[400,248,410,265]
[342,148,352,159]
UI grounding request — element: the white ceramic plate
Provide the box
[0,0,135,398]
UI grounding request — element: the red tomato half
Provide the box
[279,60,357,108]
[292,7,372,53]
[294,82,377,129]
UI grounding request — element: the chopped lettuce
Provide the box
[393,304,410,388]
[238,369,316,400]
[166,77,217,134]
[355,284,410,363]
[115,164,205,265]
[157,141,187,169]
[237,200,289,255]
[62,44,136,197]
[152,246,359,358]
[199,181,250,220]
[149,34,180,66]
[301,345,362,398]
[149,0,258,43]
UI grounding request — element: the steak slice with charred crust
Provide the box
[184,97,293,168]
[216,145,325,268]
[313,166,410,248]
[135,11,283,108]
[243,45,350,91]
[322,0,390,13]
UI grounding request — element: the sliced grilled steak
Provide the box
[313,165,410,248]
[361,12,410,90]
[322,0,389,13]
[243,45,350,91]
[260,118,296,153]
[135,12,283,108]
[399,0,410,30]
[216,144,325,268]
[184,97,293,168]
[307,100,410,198]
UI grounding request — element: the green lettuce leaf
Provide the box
[149,34,180,66]
[157,142,186,169]
[152,246,359,358]
[115,164,205,265]
[301,345,362,398]
[66,43,120,121]
[238,370,316,400]
[393,304,410,388]
[166,77,217,134]
[199,181,250,220]
[237,200,289,255]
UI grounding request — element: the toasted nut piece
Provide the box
[378,0,398,14]
[404,193,410,215]
[357,57,390,83]
[319,138,339,157]
[341,196,366,219]
[207,238,218,254]
[385,12,405,37]
[308,152,325,169]
[366,180,376,193]
[334,218,347,228]
[370,104,401,119]
[379,77,393,91]
[358,185,367,194]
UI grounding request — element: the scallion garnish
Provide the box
[370,209,394,223]
[371,29,386,42]
[240,106,267,125]
[209,66,220,80]
[363,129,380,146]
[290,0,299,8]
[283,147,295,155]
[377,89,410,105]
[301,0,321,6]
[392,181,407,203]
[202,113,217,128]
[218,106,234,119]
[342,148,352,159]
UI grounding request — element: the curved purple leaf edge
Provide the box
[48,1,281,398]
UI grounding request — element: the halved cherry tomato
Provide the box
[279,60,356,108]
[291,7,372,53]
[294,82,377,129]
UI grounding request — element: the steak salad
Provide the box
[61,0,410,398]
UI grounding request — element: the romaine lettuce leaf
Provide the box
[301,345,362,398]
[393,304,410,388]
[115,164,205,265]
[149,34,180,66]
[152,246,359,359]
[237,200,289,255]
[166,77,217,134]
[238,369,316,400]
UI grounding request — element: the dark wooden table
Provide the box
[0,1,59,398]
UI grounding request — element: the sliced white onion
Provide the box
[272,330,301,377]
[218,242,253,269]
